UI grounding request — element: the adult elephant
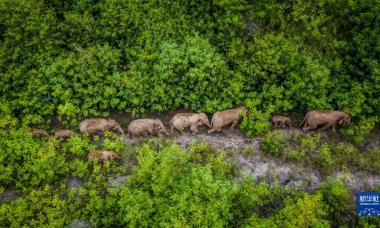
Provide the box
[170,112,210,134]
[300,110,350,132]
[80,118,124,135]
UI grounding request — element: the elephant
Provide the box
[31,128,48,137]
[55,129,74,139]
[300,110,350,132]
[208,107,248,134]
[88,150,120,163]
[170,112,211,134]
[79,118,124,135]
[127,119,169,138]
[271,115,292,128]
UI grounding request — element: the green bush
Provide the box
[0,140,379,226]
[0,0,378,138]
[261,131,285,156]
[1,0,380,226]
[274,193,329,227]
[319,178,353,227]
[0,128,68,189]
[359,148,380,173]
[0,186,74,227]
[317,143,334,173]
[117,142,237,227]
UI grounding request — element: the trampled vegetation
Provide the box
[1,0,379,226]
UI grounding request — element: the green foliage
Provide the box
[63,134,95,157]
[117,142,237,227]
[0,128,68,189]
[359,147,380,174]
[260,132,380,175]
[317,143,334,172]
[319,178,353,226]
[0,0,378,139]
[1,139,379,227]
[0,186,74,227]
[261,130,285,156]
[1,0,380,226]
[274,193,329,227]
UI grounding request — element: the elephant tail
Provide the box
[117,126,125,135]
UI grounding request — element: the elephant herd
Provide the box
[31,108,350,162]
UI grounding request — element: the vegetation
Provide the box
[261,131,380,175]
[1,0,380,226]
[1,132,379,226]
[0,0,379,140]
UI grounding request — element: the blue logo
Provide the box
[358,192,380,216]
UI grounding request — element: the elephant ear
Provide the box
[195,119,203,125]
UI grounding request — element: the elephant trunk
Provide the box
[117,126,125,134]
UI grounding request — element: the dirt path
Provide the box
[122,128,380,193]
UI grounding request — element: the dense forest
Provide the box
[1,0,379,227]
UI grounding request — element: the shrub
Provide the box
[117,142,237,227]
[319,178,353,227]
[317,143,334,173]
[275,193,329,227]
[63,134,95,157]
[0,186,74,227]
[0,128,68,189]
[261,131,285,156]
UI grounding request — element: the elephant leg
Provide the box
[302,126,312,132]
[190,124,199,134]
[209,126,222,134]
[302,121,313,132]
[141,131,150,137]
[302,122,314,132]
[175,126,186,135]
[318,124,332,132]
[230,121,238,130]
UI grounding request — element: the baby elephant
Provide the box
[55,129,74,139]
[31,128,49,137]
[170,112,210,134]
[271,115,292,128]
[208,107,248,134]
[301,110,350,132]
[88,150,120,163]
[127,119,169,138]
[80,118,124,135]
